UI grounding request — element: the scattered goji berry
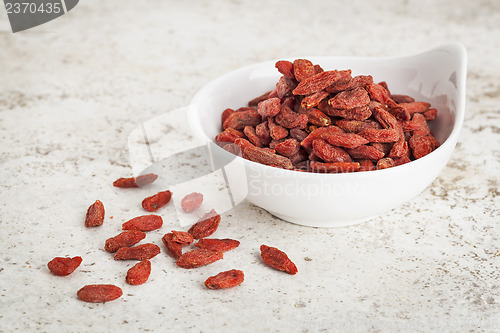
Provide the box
[77,284,122,303]
[181,192,204,213]
[205,269,244,289]
[47,256,82,276]
[113,173,158,188]
[105,230,146,253]
[85,200,104,227]
[171,230,194,245]
[162,233,183,259]
[142,190,172,212]
[126,260,151,286]
[122,215,163,232]
[260,245,297,275]
[194,238,240,252]
[114,243,160,261]
[188,209,221,239]
[176,249,223,269]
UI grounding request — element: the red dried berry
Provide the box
[122,215,163,232]
[181,192,204,213]
[114,243,160,261]
[162,233,183,259]
[77,284,122,303]
[257,97,281,117]
[275,60,295,80]
[223,109,261,130]
[244,126,263,147]
[105,230,146,253]
[328,87,370,110]
[260,245,297,275]
[309,161,361,173]
[205,269,244,289]
[293,70,348,95]
[312,139,352,163]
[188,209,221,239]
[85,200,104,227]
[215,128,245,144]
[275,139,300,157]
[243,145,294,170]
[176,249,224,269]
[194,238,240,252]
[126,260,151,286]
[171,230,194,245]
[142,190,172,212]
[113,173,158,188]
[293,59,315,82]
[47,256,82,276]
[248,91,272,107]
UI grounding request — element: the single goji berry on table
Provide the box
[205,269,244,289]
[142,190,172,212]
[114,243,160,261]
[126,260,151,286]
[171,230,194,245]
[77,284,122,303]
[85,200,104,227]
[47,256,82,276]
[105,230,146,253]
[180,192,204,213]
[194,238,240,252]
[176,249,224,269]
[162,233,183,259]
[188,209,221,239]
[122,215,163,232]
[113,173,158,188]
[260,245,297,275]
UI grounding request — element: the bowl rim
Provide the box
[189,42,467,178]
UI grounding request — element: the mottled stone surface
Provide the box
[0,1,499,332]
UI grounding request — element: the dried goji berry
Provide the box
[181,192,204,213]
[47,256,82,276]
[411,113,431,136]
[223,109,261,130]
[176,248,223,269]
[142,190,172,212]
[77,284,122,303]
[292,59,315,82]
[275,139,300,157]
[358,128,400,143]
[366,83,390,104]
[335,119,381,133]
[300,126,343,149]
[114,243,160,261]
[345,75,374,90]
[243,126,262,147]
[323,132,369,149]
[113,173,158,188]
[289,128,308,142]
[215,128,245,144]
[319,100,372,121]
[260,245,297,275]
[275,60,295,80]
[312,139,352,163]
[306,108,331,127]
[162,233,183,259]
[276,76,296,99]
[188,209,221,239]
[399,101,431,114]
[301,90,329,109]
[221,108,235,124]
[85,200,104,227]
[257,97,281,117]
[105,230,146,253]
[409,134,439,159]
[255,122,272,146]
[346,145,385,161]
[388,139,409,159]
[328,87,370,110]
[293,70,350,95]
[248,91,271,107]
[171,230,194,245]
[423,108,438,121]
[377,157,396,170]
[357,159,376,172]
[194,238,240,252]
[390,94,415,104]
[126,260,151,286]
[275,106,308,129]
[205,269,244,289]
[243,145,294,170]
[122,215,163,232]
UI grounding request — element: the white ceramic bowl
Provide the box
[189,43,467,227]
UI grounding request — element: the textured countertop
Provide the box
[1,1,499,332]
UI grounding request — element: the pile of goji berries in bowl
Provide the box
[189,43,467,227]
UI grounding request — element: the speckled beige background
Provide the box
[0,1,499,332]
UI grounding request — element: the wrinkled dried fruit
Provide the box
[85,200,104,227]
[268,117,289,140]
[162,233,183,259]
[142,190,172,212]
[243,145,294,169]
[328,87,370,110]
[244,126,263,147]
[176,248,223,269]
[260,245,297,275]
[188,209,221,239]
[77,284,122,303]
[113,173,158,188]
[114,243,160,261]
[359,128,400,143]
[205,269,244,289]
[215,128,245,144]
[181,192,204,213]
[171,230,194,245]
[346,145,386,161]
[194,238,240,252]
[312,139,352,163]
[126,260,151,285]
[122,215,163,232]
[47,256,82,276]
[257,97,281,117]
[223,109,261,130]
[275,139,300,157]
[376,157,396,170]
[293,59,315,82]
[275,60,295,79]
[323,132,369,149]
[105,230,146,253]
